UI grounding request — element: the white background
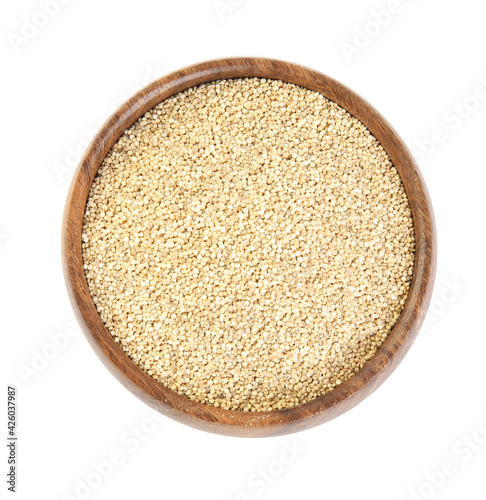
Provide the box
[2,1,485,499]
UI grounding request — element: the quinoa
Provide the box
[82,78,415,412]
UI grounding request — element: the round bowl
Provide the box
[62,57,436,437]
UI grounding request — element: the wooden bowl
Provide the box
[62,57,436,437]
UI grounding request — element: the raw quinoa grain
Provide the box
[82,78,415,412]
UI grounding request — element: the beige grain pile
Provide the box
[82,78,415,412]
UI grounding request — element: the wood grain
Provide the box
[62,57,436,437]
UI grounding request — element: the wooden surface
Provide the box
[62,57,437,437]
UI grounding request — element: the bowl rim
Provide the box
[62,57,436,437]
